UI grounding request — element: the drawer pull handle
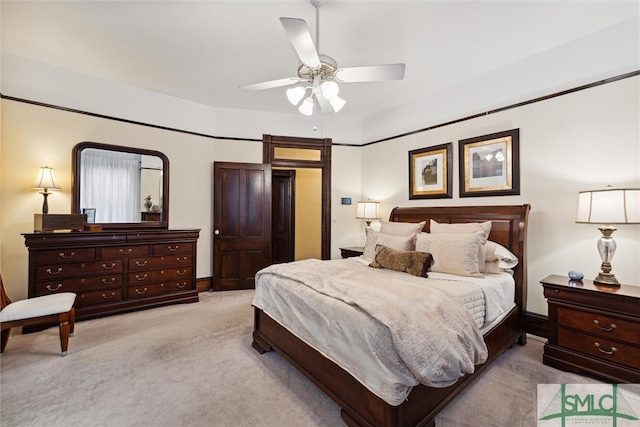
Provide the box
[177,282,186,288]
[102,292,116,300]
[58,252,76,259]
[119,248,133,254]
[136,260,148,267]
[136,274,148,281]
[102,277,116,284]
[46,284,63,291]
[102,263,116,270]
[177,269,187,276]
[595,342,617,355]
[594,320,617,332]
[168,245,179,252]
[136,287,148,295]
[176,256,187,263]
[46,267,63,275]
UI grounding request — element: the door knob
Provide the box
[214,229,220,235]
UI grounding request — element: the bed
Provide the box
[252,205,530,427]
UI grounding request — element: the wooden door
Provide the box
[213,162,272,291]
[272,170,295,264]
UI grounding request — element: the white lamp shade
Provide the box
[298,97,314,116]
[356,201,380,220]
[320,81,339,100]
[32,166,61,190]
[329,95,346,113]
[286,86,306,105]
[576,187,640,224]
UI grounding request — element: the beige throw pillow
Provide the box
[363,229,415,261]
[379,220,426,236]
[415,232,484,277]
[369,245,434,278]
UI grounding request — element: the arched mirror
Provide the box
[72,142,169,230]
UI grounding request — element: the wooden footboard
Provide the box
[253,305,524,427]
[253,205,530,426]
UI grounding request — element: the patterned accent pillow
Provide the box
[369,245,434,278]
[362,229,415,261]
[415,231,484,277]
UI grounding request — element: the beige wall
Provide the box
[361,76,640,315]
[294,168,322,260]
[0,100,262,299]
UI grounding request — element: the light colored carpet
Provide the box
[1,290,601,427]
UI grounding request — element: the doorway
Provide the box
[263,134,332,260]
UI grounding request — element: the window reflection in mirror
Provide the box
[72,142,169,229]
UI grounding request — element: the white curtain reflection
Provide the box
[80,150,141,222]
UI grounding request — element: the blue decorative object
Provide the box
[568,270,584,280]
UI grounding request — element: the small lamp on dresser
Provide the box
[576,186,640,286]
[32,166,61,214]
[356,200,380,228]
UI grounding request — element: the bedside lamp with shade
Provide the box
[576,186,640,286]
[356,201,380,228]
[32,166,61,214]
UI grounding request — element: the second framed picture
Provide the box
[409,142,453,199]
[458,129,520,197]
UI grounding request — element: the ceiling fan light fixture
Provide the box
[299,96,315,116]
[329,95,346,113]
[286,86,307,105]
[320,80,339,100]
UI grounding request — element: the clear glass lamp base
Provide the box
[594,226,620,286]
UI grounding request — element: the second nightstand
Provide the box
[541,274,640,383]
[340,246,364,259]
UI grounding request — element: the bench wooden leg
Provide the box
[58,313,71,357]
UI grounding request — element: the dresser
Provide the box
[23,229,200,321]
[541,274,640,383]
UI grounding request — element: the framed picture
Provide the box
[409,142,453,199]
[458,129,520,197]
[82,208,96,223]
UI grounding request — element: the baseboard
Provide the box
[196,277,213,292]
[525,311,548,339]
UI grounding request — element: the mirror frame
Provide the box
[72,141,170,230]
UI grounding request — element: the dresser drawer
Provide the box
[77,289,123,307]
[128,267,192,284]
[557,306,640,343]
[36,274,123,294]
[128,282,172,299]
[35,248,96,264]
[36,260,123,280]
[101,245,149,258]
[152,242,193,255]
[129,254,193,271]
[558,328,640,370]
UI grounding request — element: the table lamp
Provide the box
[576,186,640,285]
[32,166,61,214]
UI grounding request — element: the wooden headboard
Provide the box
[389,205,531,316]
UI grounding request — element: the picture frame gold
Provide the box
[459,129,520,197]
[409,142,453,199]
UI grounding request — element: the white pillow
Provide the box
[363,229,415,261]
[429,219,492,242]
[485,241,519,269]
[415,231,484,277]
[379,220,426,236]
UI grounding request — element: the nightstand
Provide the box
[541,274,640,383]
[340,246,364,259]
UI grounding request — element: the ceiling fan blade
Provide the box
[239,77,301,91]
[280,17,320,68]
[335,63,406,83]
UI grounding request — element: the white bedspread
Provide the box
[253,258,489,405]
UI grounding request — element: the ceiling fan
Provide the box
[239,0,406,116]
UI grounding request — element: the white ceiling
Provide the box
[2,1,639,121]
